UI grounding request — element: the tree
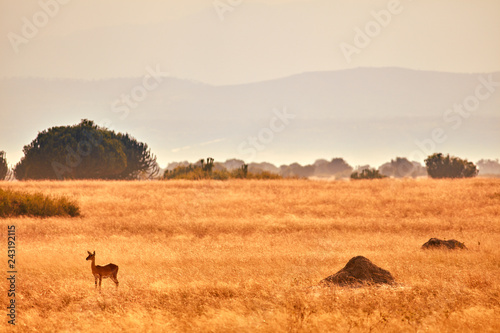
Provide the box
[0,151,8,180]
[424,153,478,179]
[476,159,500,175]
[351,168,386,180]
[280,163,315,178]
[314,158,353,178]
[378,157,427,178]
[14,120,158,180]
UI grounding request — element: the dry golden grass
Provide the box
[1,178,499,332]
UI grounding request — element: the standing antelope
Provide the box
[86,251,119,290]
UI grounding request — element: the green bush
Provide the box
[351,168,387,180]
[425,153,478,179]
[0,188,80,218]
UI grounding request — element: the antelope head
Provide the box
[86,251,95,261]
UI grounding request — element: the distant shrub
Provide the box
[425,153,478,179]
[351,168,387,180]
[232,164,248,179]
[0,188,80,218]
[163,158,282,180]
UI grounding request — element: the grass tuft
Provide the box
[0,187,80,218]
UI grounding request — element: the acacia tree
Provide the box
[425,153,478,179]
[14,120,158,180]
[0,151,8,180]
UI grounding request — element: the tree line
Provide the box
[1,120,498,180]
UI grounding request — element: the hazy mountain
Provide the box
[1,68,499,167]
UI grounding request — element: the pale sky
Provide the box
[1,0,499,85]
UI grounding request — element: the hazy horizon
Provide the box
[1,68,499,170]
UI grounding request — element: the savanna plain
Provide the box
[1,178,500,332]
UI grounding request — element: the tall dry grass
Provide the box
[1,178,499,332]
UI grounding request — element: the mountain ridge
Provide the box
[2,66,499,86]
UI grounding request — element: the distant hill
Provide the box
[1,68,499,167]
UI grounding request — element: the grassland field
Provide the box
[1,178,499,332]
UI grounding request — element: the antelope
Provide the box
[86,251,119,290]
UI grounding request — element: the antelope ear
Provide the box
[87,251,92,255]
[93,251,95,255]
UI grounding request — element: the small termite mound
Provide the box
[320,256,395,287]
[421,238,467,250]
